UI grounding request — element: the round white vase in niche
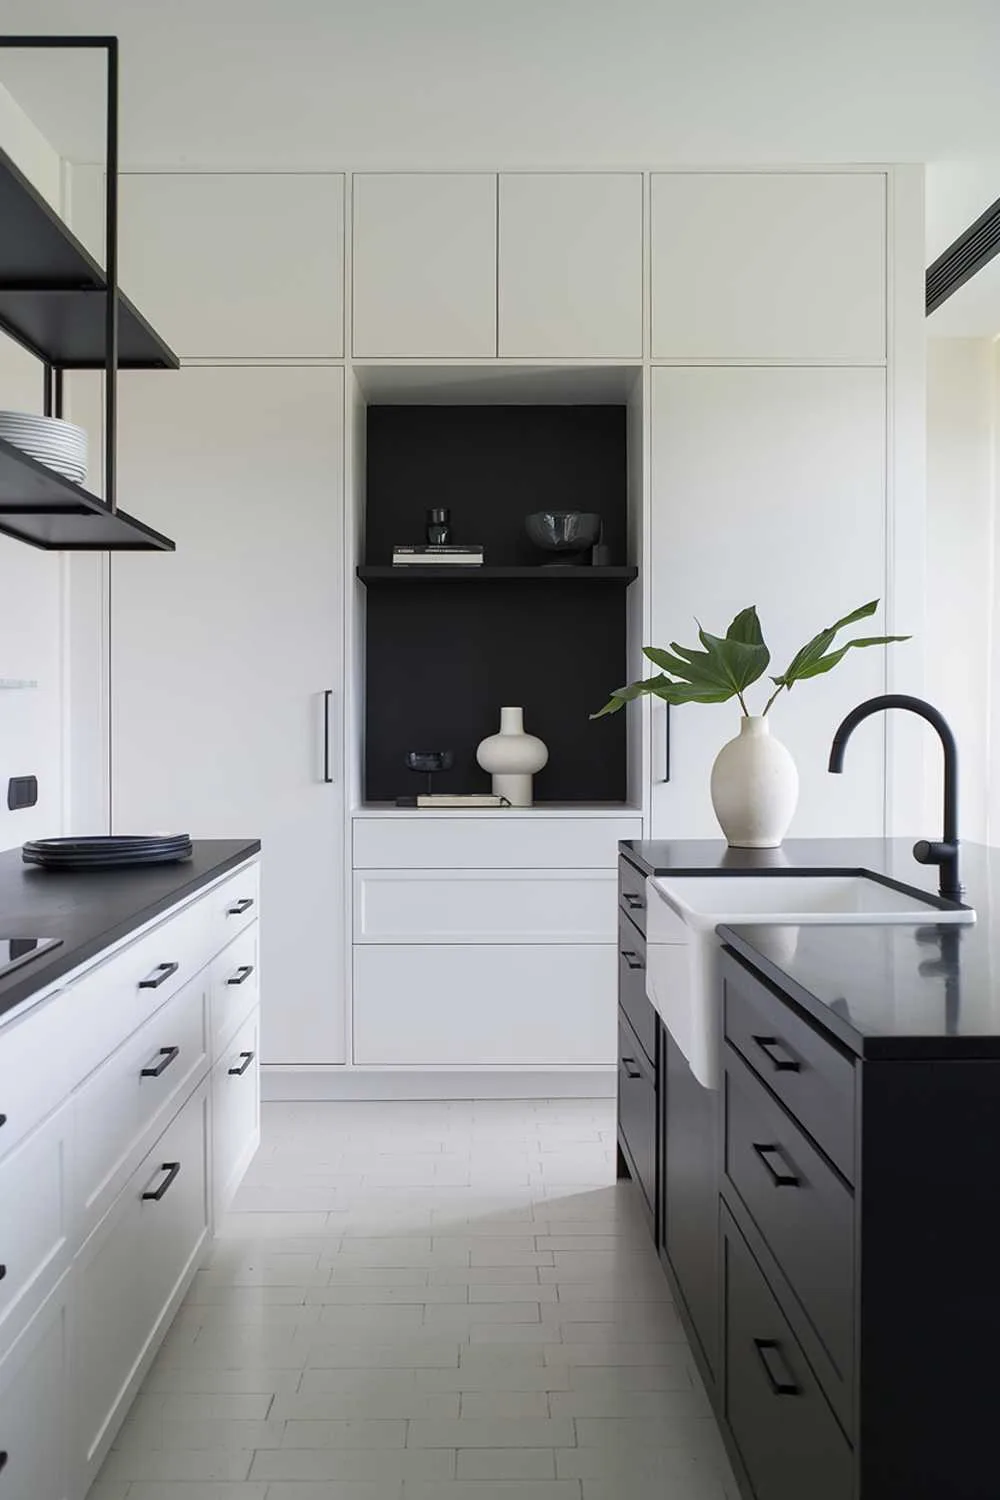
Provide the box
[476,706,548,808]
[709,715,799,849]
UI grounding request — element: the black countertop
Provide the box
[0,838,260,1027]
[621,837,1000,1061]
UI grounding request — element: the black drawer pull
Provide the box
[0,1113,5,1128]
[621,950,644,970]
[754,1338,801,1396]
[229,1050,255,1077]
[0,1451,7,1473]
[753,1142,800,1188]
[0,1265,6,1281]
[621,1057,643,1080]
[142,1161,181,1201]
[227,897,254,916]
[227,964,255,986]
[138,962,179,991]
[141,1045,180,1079]
[753,1034,800,1073]
[623,891,644,911]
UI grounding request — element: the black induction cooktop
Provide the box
[0,936,62,979]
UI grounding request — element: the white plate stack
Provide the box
[0,412,88,485]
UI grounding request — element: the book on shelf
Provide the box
[392,544,484,567]
[416,793,510,808]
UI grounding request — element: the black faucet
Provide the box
[827,694,962,902]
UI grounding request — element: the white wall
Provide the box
[926,338,997,842]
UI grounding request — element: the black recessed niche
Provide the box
[361,404,633,804]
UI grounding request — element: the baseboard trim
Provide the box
[261,1067,617,1101]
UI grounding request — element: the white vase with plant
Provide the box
[593,600,909,848]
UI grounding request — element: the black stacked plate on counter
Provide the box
[22,835,194,870]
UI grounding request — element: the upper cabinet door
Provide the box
[352,173,497,357]
[498,173,643,358]
[119,173,345,358]
[651,172,886,361]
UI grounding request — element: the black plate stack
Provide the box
[22,835,193,870]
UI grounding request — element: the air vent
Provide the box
[927,195,1000,315]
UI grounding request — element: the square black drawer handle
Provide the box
[142,1161,180,1202]
[753,1142,801,1188]
[138,962,179,991]
[227,897,255,916]
[621,1057,643,1080]
[229,1050,255,1077]
[752,1034,800,1073]
[227,964,255,987]
[621,950,644,970]
[623,891,644,911]
[140,1045,180,1079]
[754,1338,801,1397]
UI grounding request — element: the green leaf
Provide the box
[772,600,901,691]
[725,606,766,647]
[775,634,911,684]
[695,624,771,694]
[590,675,668,719]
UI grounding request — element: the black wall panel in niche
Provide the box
[364,579,627,803]
[365,405,627,565]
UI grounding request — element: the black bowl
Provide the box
[525,511,602,559]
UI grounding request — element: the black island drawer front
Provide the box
[724,1209,854,1500]
[618,917,656,1063]
[618,1012,656,1216]
[723,954,856,1182]
[724,1050,854,1431]
[618,856,647,935]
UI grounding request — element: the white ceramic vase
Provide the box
[476,706,548,807]
[709,715,799,849]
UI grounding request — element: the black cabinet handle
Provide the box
[753,1143,800,1188]
[0,1265,6,1281]
[138,962,179,991]
[0,1451,7,1474]
[621,950,644,971]
[141,1045,180,1078]
[229,1049,256,1077]
[0,1113,6,1128]
[142,1161,181,1201]
[752,1035,800,1073]
[323,688,334,784]
[623,891,644,911]
[227,897,254,916]
[227,964,255,987]
[621,1057,643,1080]
[754,1338,800,1396]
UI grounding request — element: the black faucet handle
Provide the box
[913,839,958,867]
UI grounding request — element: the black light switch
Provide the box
[8,775,38,810]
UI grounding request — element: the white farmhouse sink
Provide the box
[645,873,975,1090]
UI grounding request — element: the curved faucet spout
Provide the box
[828,694,962,901]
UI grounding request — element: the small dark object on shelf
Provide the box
[405,749,455,798]
[426,507,451,545]
[591,519,612,568]
[525,510,602,566]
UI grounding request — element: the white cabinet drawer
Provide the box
[213,1007,260,1219]
[203,860,260,949]
[0,1100,72,1349]
[74,977,209,1237]
[210,924,259,1057]
[138,1081,210,1342]
[353,816,641,871]
[354,870,617,943]
[0,1274,70,1500]
[353,944,617,1066]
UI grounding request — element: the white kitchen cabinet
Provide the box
[353,813,641,871]
[0,1099,71,1350]
[354,869,618,943]
[213,1006,261,1218]
[111,368,345,1066]
[137,1083,210,1342]
[352,173,497,356]
[0,1274,71,1500]
[353,944,617,1066]
[650,172,886,360]
[499,173,643,357]
[119,172,345,357]
[649,366,888,840]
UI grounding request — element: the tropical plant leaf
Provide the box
[725,605,766,647]
[771,600,898,690]
[776,634,910,684]
[590,675,666,718]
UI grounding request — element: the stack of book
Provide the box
[392,545,484,567]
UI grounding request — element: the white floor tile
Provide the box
[457,1448,558,1479]
[403,1484,581,1500]
[123,1486,269,1500]
[249,1447,456,1481]
[459,1390,551,1419]
[407,1417,575,1448]
[281,1418,409,1448]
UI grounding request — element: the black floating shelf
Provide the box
[0,147,178,371]
[358,565,638,583]
[0,437,174,552]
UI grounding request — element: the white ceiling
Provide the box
[0,0,1000,172]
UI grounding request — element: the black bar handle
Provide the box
[227,964,255,987]
[622,1058,643,1080]
[0,1265,6,1281]
[138,962,179,991]
[752,1035,800,1073]
[142,1161,180,1202]
[140,1045,180,1079]
[227,897,254,916]
[753,1143,800,1188]
[621,950,644,971]
[754,1338,800,1396]
[664,700,671,782]
[0,1113,6,1129]
[228,1050,256,1077]
[623,891,644,911]
[0,1451,7,1474]
[323,688,334,783]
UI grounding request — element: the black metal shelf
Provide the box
[358,565,638,583]
[0,436,173,551]
[0,145,178,370]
